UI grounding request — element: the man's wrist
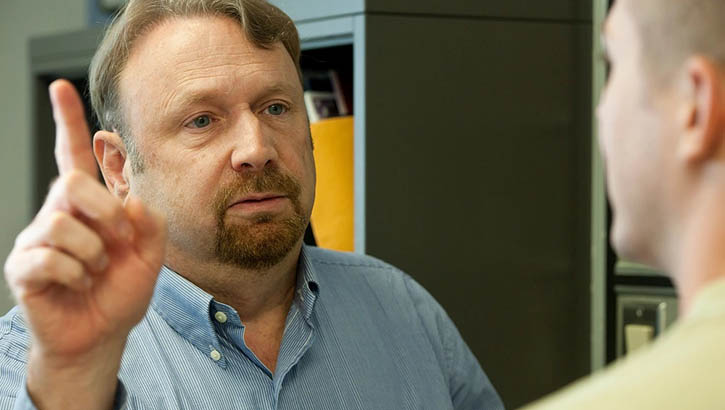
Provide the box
[26,338,126,410]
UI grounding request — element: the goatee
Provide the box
[213,167,308,270]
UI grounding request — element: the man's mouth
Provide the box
[227,193,288,213]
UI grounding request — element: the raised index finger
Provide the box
[50,79,98,177]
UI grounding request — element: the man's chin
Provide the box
[214,216,307,271]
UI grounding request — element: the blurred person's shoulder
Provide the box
[522,278,725,410]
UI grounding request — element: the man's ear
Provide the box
[679,56,724,164]
[93,130,130,200]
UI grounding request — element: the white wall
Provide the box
[0,1,87,313]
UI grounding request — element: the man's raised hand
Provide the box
[3,79,167,409]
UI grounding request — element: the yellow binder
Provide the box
[310,116,354,252]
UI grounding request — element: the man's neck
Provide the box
[164,242,303,322]
[164,241,304,372]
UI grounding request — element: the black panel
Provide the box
[366,0,592,22]
[364,15,592,407]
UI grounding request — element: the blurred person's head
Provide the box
[88,0,316,273]
[599,0,725,272]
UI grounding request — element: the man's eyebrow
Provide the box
[168,83,300,111]
[172,92,220,108]
[160,90,222,121]
[257,83,301,99]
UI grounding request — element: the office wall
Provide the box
[0,1,87,314]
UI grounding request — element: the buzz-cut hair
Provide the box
[627,0,725,84]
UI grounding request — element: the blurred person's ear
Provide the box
[679,56,725,164]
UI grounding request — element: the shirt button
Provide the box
[214,311,228,324]
[210,349,222,361]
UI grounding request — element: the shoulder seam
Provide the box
[0,311,17,341]
[307,256,398,271]
[0,311,29,365]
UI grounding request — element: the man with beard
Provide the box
[0,1,503,409]
[524,0,725,408]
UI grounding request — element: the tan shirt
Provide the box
[522,278,725,409]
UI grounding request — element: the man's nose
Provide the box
[230,110,278,172]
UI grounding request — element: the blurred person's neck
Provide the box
[670,167,725,316]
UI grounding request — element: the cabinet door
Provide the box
[365,0,591,21]
[269,0,364,22]
[363,14,592,408]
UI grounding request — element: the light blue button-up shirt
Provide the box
[0,246,504,409]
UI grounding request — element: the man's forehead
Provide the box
[122,16,292,84]
[117,15,299,130]
[128,16,259,65]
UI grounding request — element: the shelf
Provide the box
[615,260,666,277]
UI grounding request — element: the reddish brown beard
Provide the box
[213,167,308,270]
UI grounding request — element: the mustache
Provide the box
[214,167,302,214]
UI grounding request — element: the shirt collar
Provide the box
[150,265,227,367]
[297,245,321,322]
[149,246,321,364]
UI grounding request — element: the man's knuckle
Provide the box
[47,211,69,234]
[84,237,105,261]
[62,170,86,191]
[34,249,57,272]
[14,226,31,247]
[3,252,18,281]
[106,201,124,221]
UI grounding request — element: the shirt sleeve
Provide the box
[10,379,128,410]
[0,307,30,410]
[0,307,128,410]
[10,383,35,410]
[402,274,506,410]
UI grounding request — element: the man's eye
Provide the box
[188,115,212,128]
[266,104,287,116]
